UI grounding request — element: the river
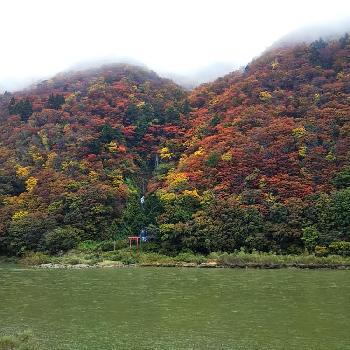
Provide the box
[0,265,349,349]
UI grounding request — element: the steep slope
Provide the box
[170,35,350,199]
[155,34,350,254]
[0,64,189,254]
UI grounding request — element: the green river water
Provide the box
[0,265,349,350]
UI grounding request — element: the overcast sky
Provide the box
[1,0,350,90]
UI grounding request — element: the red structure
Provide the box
[128,236,140,249]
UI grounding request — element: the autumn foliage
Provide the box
[1,36,350,256]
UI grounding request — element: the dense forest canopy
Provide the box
[0,35,349,256]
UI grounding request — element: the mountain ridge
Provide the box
[0,34,349,256]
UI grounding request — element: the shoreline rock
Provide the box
[34,262,350,270]
[36,263,94,269]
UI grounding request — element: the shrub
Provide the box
[259,91,272,102]
[96,239,128,252]
[122,256,138,265]
[59,250,102,265]
[140,242,160,252]
[314,245,328,257]
[332,166,350,189]
[97,240,115,252]
[329,241,350,256]
[175,252,206,264]
[216,251,285,266]
[42,227,83,254]
[6,216,56,255]
[302,226,319,252]
[63,257,81,265]
[77,240,100,252]
[103,249,139,265]
[138,252,177,265]
[205,152,220,167]
[20,252,50,266]
[207,251,221,260]
[101,251,122,261]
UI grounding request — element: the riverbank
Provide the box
[33,261,350,269]
[4,250,350,269]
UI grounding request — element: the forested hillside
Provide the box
[1,35,350,257]
[0,64,189,255]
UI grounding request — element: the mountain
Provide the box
[173,35,350,200]
[0,35,349,256]
[0,64,189,254]
[151,34,350,254]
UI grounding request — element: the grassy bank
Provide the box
[15,249,350,269]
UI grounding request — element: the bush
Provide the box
[20,252,50,266]
[115,239,129,250]
[207,252,221,260]
[205,151,220,167]
[331,166,350,189]
[121,256,138,265]
[77,240,100,252]
[97,240,115,252]
[97,239,128,252]
[138,252,172,264]
[314,245,328,257]
[59,251,102,265]
[302,226,319,252]
[62,257,81,265]
[42,227,83,254]
[329,241,350,256]
[175,252,206,264]
[213,251,350,266]
[139,242,160,252]
[6,216,56,255]
[101,251,122,261]
[102,248,139,265]
[216,251,285,266]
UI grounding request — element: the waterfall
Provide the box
[155,153,159,168]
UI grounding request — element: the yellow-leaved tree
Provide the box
[16,166,29,178]
[159,147,174,161]
[25,177,38,192]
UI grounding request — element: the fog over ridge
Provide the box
[0,0,349,92]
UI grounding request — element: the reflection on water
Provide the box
[0,266,350,350]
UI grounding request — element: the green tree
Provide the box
[117,195,146,238]
[301,226,319,252]
[326,189,350,241]
[205,151,220,168]
[184,197,265,254]
[8,97,33,121]
[332,166,350,189]
[42,226,83,254]
[47,93,65,109]
[6,215,56,255]
[329,241,350,256]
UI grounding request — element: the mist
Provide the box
[272,17,350,48]
[1,0,350,92]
